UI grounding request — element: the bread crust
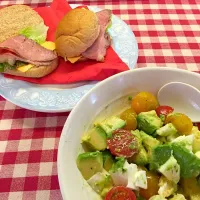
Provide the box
[55,8,100,58]
[3,58,58,78]
[0,5,44,43]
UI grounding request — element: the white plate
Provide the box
[57,67,200,200]
[0,5,138,113]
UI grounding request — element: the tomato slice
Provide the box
[107,129,138,158]
[105,186,136,200]
[156,105,174,117]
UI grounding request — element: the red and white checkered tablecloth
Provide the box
[0,0,200,199]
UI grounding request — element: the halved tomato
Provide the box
[165,113,193,135]
[131,92,159,114]
[156,105,174,117]
[105,186,136,200]
[107,129,138,158]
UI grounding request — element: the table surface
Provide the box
[0,0,200,199]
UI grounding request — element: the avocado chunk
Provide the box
[156,123,177,137]
[140,131,160,158]
[158,176,177,198]
[131,147,149,166]
[169,194,186,200]
[129,130,149,165]
[102,150,115,171]
[77,151,103,180]
[149,195,167,200]
[87,170,113,197]
[137,110,163,136]
[96,116,126,137]
[82,127,107,151]
[158,155,180,184]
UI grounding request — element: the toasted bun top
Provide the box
[55,8,100,58]
[0,5,43,43]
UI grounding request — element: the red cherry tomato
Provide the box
[107,129,138,158]
[156,105,174,117]
[194,123,200,130]
[105,186,136,200]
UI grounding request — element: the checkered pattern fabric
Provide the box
[0,0,200,199]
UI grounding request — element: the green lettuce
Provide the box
[19,23,48,44]
[0,61,27,72]
[0,63,15,72]
[106,19,112,33]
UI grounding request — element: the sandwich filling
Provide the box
[0,35,57,72]
[82,9,112,62]
[67,9,112,63]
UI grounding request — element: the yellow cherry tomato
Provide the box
[139,171,160,199]
[120,108,137,131]
[165,113,193,135]
[131,92,159,114]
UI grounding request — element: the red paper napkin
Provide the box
[4,0,129,84]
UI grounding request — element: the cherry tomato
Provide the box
[165,113,193,135]
[139,171,160,199]
[107,129,138,158]
[105,186,136,200]
[194,123,200,130]
[120,108,137,131]
[156,105,174,118]
[132,92,159,114]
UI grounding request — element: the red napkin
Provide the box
[4,0,129,84]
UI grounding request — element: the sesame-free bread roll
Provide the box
[0,5,44,43]
[55,8,100,58]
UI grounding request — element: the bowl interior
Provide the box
[58,68,200,200]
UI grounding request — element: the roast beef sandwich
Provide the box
[55,8,112,63]
[0,5,58,78]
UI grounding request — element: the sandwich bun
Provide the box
[55,8,100,58]
[3,58,58,78]
[0,5,44,43]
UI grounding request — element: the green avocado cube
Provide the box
[131,147,149,166]
[156,123,177,137]
[102,150,115,171]
[96,116,126,137]
[137,110,163,136]
[77,151,103,180]
[82,127,107,151]
[87,170,113,197]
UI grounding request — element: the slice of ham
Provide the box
[82,9,112,61]
[0,53,54,66]
[0,35,57,62]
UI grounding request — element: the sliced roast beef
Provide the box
[0,53,54,66]
[82,9,112,61]
[0,35,57,62]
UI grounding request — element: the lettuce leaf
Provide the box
[19,23,48,44]
[0,63,5,72]
[0,63,14,72]
[106,19,112,33]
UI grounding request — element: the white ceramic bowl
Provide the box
[58,67,200,200]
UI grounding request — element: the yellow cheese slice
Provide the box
[17,64,33,72]
[67,56,82,64]
[41,41,56,51]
